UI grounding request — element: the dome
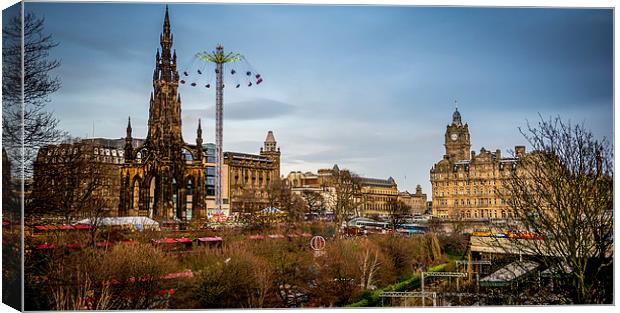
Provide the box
[452,108,462,126]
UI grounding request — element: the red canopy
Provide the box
[35,243,56,250]
[155,238,177,244]
[73,224,93,230]
[58,225,74,230]
[176,237,193,243]
[34,225,48,231]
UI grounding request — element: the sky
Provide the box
[5,2,613,197]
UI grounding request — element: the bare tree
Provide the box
[326,168,363,235]
[386,199,410,231]
[2,10,64,176]
[301,190,325,217]
[30,140,107,224]
[500,116,613,304]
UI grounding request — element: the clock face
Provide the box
[450,133,458,141]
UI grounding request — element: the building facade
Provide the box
[225,131,281,214]
[358,176,398,216]
[397,184,428,215]
[430,108,526,219]
[286,165,400,217]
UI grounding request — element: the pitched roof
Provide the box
[265,130,276,143]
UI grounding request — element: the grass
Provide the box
[346,263,449,307]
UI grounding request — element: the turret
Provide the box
[263,130,277,152]
[260,130,281,178]
[124,117,134,161]
[145,5,183,154]
[196,119,203,160]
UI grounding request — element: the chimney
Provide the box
[496,149,501,160]
[515,146,526,158]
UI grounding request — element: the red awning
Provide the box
[34,225,48,231]
[35,244,56,250]
[96,241,113,247]
[73,224,92,230]
[58,225,75,230]
[176,237,193,243]
[155,238,177,244]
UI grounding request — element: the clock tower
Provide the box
[444,107,471,161]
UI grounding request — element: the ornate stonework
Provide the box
[430,108,526,219]
[118,7,205,220]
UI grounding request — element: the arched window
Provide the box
[149,177,156,218]
[186,178,193,220]
[172,178,179,218]
[182,149,193,161]
[132,179,140,212]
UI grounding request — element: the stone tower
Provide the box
[119,6,205,220]
[444,107,471,162]
[260,130,281,178]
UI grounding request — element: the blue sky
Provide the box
[10,2,614,196]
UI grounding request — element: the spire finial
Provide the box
[126,116,133,141]
[198,118,202,131]
[452,101,462,126]
[164,5,170,30]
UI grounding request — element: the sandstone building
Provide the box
[430,108,526,219]
[397,184,428,215]
[287,165,408,217]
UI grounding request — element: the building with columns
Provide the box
[430,108,526,220]
[224,131,281,214]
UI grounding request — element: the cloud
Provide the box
[183,98,297,122]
